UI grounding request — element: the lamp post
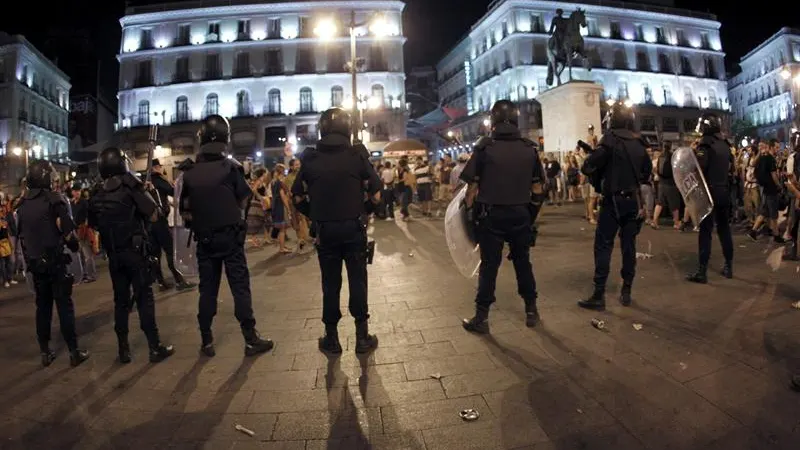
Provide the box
[315,12,390,141]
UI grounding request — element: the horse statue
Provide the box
[546,8,592,86]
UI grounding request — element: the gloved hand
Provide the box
[66,238,80,253]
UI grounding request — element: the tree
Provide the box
[730,118,757,143]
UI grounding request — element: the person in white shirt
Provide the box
[413,157,433,216]
[380,161,395,220]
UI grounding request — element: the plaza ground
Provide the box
[0,204,798,449]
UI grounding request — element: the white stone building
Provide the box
[0,32,71,190]
[116,0,407,174]
[727,27,800,142]
[436,0,729,151]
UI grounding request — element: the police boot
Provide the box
[619,284,633,307]
[200,330,215,357]
[354,320,378,354]
[577,287,605,311]
[318,325,342,354]
[462,307,490,334]
[686,265,708,284]
[242,328,274,356]
[148,343,175,363]
[39,343,56,368]
[720,261,733,279]
[69,348,90,367]
[117,333,132,364]
[524,300,539,328]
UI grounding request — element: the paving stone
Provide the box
[380,395,493,434]
[272,408,382,440]
[231,441,306,450]
[316,362,407,388]
[403,352,496,380]
[441,367,524,398]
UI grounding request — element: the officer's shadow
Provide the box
[105,356,256,447]
[250,250,314,277]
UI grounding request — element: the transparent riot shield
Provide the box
[444,185,481,278]
[671,146,714,225]
[172,173,198,277]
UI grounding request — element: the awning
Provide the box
[383,139,428,158]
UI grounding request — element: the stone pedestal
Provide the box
[536,81,604,161]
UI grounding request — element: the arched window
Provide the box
[205,93,219,117]
[371,84,385,107]
[517,85,528,100]
[331,86,344,107]
[299,87,313,113]
[708,89,717,109]
[683,86,693,107]
[267,89,281,114]
[175,96,189,122]
[236,90,251,116]
[137,100,150,126]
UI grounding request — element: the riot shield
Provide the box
[172,173,198,277]
[444,185,481,278]
[671,147,714,225]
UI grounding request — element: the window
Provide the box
[663,117,679,132]
[327,46,345,73]
[238,20,250,37]
[235,52,250,77]
[236,90,251,116]
[530,14,542,33]
[369,45,387,71]
[617,81,628,100]
[655,27,666,44]
[299,87,314,113]
[268,18,281,38]
[371,84,385,107]
[267,89,281,114]
[205,53,221,79]
[613,48,626,69]
[135,60,153,87]
[137,100,150,126]
[708,89,718,109]
[700,32,710,49]
[643,84,653,104]
[141,29,153,49]
[683,86,694,107]
[676,29,687,46]
[299,17,310,37]
[658,53,671,73]
[518,85,528,100]
[634,24,643,41]
[331,86,344,107]
[175,96,189,122]
[610,22,621,39]
[205,93,219,117]
[681,55,693,76]
[264,126,287,147]
[175,57,189,82]
[641,116,656,132]
[636,49,649,71]
[265,49,282,75]
[208,22,220,38]
[295,48,315,74]
[177,24,191,45]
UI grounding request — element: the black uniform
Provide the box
[148,165,192,290]
[181,114,273,357]
[579,107,651,309]
[460,100,544,332]
[17,167,89,367]
[292,107,381,355]
[687,116,735,282]
[90,165,174,363]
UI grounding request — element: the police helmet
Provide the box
[198,114,231,146]
[604,101,635,131]
[97,147,130,179]
[26,160,55,189]
[318,108,351,138]
[556,8,563,15]
[490,100,519,127]
[695,112,722,135]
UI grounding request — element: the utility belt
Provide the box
[194,221,246,245]
[26,249,71,275]
[314,218,375,264]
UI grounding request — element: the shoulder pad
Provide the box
[121,172,143,189]
[474,136,493,151]
[597,134,612,148]
[46,191,67,206]
[222,158,245,175]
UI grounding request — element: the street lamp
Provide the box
[315,12,391,141]
[12,146,22,156]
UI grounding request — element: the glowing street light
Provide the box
[369,17,391,38]
[447,130,454,138]
[255,151,263,158]
[367,96,382,110]
[313,19,338,41]
[12,146,21,156]
[483,118,491,127]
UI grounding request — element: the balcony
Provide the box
[262,104,283,116]
[171,110,194,124]
[203,70,222,81]
[173,72,191,83]
[133,76,154,88]
[235,104,254,118]
[132,113,151,127]
[233,66,251,78]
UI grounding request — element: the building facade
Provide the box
[117,0,407,173]
[0,32,71,190]
[436,0,728,150]
[727,27,800,142]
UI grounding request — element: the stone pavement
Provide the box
[0,204,798,450]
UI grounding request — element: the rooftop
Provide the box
[0,32,70,83]
[124,0,405,15]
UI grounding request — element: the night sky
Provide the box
[0,0,794,99]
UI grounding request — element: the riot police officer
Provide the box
[17,161,89,367]
[180,115,273,357]
[578,101,651,310]
[291,108,381,354]
[147,158,195,291]
[687,112,735,283]
[89,148,174,364]
[459,100,545,332]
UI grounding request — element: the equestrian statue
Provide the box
[546,8,592,86]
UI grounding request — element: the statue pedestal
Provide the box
[536,81,604,160]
